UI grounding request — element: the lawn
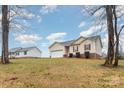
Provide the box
[0,58,124,88]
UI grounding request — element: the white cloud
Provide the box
[0,33,1,44]
[41,43,49,47]
[10,8,35,20]
[116,6,124,17]
[0,14,1,21]
[78,21,85,28]
[93,8,105,17]
[101,34,108,54]
[46,32,67,42]
[40,5,58,15]
[36,15,42,23]
[80,25,102,37]
[18,9,35,19]
[15,34,42,44]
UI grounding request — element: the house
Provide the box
[9,47,42,58]
[49,35,102,58]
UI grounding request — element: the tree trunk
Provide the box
[1,5,9,64]
[113,6,119,67]
[104,5,114,66]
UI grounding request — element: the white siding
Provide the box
[80,40,96,53]
[50,51,64,58]
[69,39,96,54]
[49,43,65,57]
[15,48,41,58]
[27,48,41,57]
[95,38,102,56]
[73,37,85,45]
[49,37,102,57]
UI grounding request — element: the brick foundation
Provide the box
[66,53,101,59]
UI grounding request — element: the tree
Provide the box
[0,5,36,64]
[82,5,115,66]
[104,5,114,66]
[113,5,119,66]
[1,5,9,64]
[113,5,124,67]
[82,5,124,67]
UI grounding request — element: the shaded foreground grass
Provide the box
[0,58,124,88]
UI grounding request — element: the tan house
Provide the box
[49,35,102,58]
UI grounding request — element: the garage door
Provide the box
[51,50,63,58]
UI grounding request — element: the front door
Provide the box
[85,52,90,58]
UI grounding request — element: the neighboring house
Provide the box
[9,47,41,58]
[49,35,103,58]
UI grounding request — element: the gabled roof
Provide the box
[49,40,75,48]
[72,35,99,44]
[9,47,22,52]
[9,46,41,53]
[59,40,75,46]
[71,35,102,47]
[49,35,103,48]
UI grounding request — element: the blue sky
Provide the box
[0,5,106,57]
[0,5,124,57]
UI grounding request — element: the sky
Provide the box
[0,5,124,57]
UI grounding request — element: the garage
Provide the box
[50,50,64,58]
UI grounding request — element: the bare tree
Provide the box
[1,5,9,64]
[113,5,124,67]
[82,5,124,67]
[104,5,114,66]
[0,5,36,64]
[82,5,115,66]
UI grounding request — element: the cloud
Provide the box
[80,25,103,37]
[78,21,85,28]
[15,34,42,44]
[0,14,1,21]
[116,6,124,17]
[41,43,49,47]
[93,8,105,17]
[46,32,67,42]
[101,34,108,54]
[36,15,42,23]
[40,5,58,15]
[18,9,35,19]
[0,33,1,44]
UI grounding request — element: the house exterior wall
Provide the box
[26,48,41,57]
[79,39,96,54]
[49,43,65,53]
[73,37,85,44]
[69,39,101,58]
[49,37,102,58]
[49,43,66,57]
[69,39,96,54]
[95,38,102,56]
[9,48,41,58]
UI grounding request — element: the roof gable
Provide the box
[71,35,102,45]
[49,40,74,48]
[71,36,85,45]
[49,35,103,48]
[9,46,41,53]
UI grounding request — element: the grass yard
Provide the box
[0,58,124,88]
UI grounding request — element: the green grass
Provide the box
[0,58,124,88]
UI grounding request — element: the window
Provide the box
[24,51,27,55]
[73,46,78,52]
[77,46,78,51]
[16,52,19,56]
[84,44,91,50]
[73,46,74,52]
[9,52,11,55]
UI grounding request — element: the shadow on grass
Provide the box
[99,64,124,69]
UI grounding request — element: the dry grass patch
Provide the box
[0,58,124,87]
